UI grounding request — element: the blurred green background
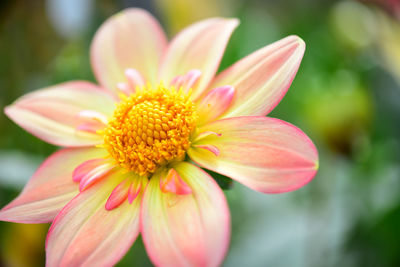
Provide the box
[0,0,399,266]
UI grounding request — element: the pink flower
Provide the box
[0,8,318,267]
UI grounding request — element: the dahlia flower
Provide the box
[0,8,318,267]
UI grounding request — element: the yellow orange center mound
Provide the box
[102,85,197,176]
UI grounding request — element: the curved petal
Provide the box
[170,69,202,94]
[196,85,235,125]
[73,158,115,192]
[73,158,109,182]
[0,147,107,223]
[78,163,114,192]
[105,179,130,211]
[46,171,141,267]
[116,68,147,96]
[141,163,230,267]
[159,168,192,195]
[91,8,167,94]
[128,176,146,204]
[4,81,115,147]
[206,35,305,117]
[188,117,318,193]
[158,18,239,100]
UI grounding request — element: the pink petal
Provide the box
[159,168,192,195]
[196,85,235,125]
[75,161,115,192]
[77,110,108,132]
[79,169,113,192]
[91,8,167,94]
[116,68,147,96]
[105,179,130,210]
[170,69,202,93]
[0,147,107,223]
[206,35,305,117]
[128,177,146,204]
[158,18,238,100]
[78,110,108,124]
[46,172,141,267]
[76,110,108,133]
[76,122,104,133]
[195,131,222,140]
[72,158,107,182]
[141,162,230,267]
[188,116,318,193]
[4,81,115,147]
[125,68,146,89]
[193,145,220,156]
[117,82,131,96]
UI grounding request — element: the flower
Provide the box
[0,8,318,267]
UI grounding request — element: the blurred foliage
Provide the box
[1,223,47,267]
[346,203,400,266]
[154,0,235,35]
[0,0,400,266]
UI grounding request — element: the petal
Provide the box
[46,171,141,267]
[5,81,115,147]
[128,176,146,204]
[77,110,108,125]
[193,144,220,156]
[78,164,114,192]
[76,110,109,134]
[206,35,305,117]
[158,18,239,99]
[72,158,108,182]
[170,69,202,94]
[105,179,130,210]
[91,8,167,94]
[0,147,107,223]
[73,159,115,192]
[125,68,146,89]
[188,116,318,193]
[196,85,235,125]
[195,131,222,140]
[116,68,147,96]
[141,162,230,267]
[159,168,192,195]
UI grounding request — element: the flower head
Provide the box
[0,8,318,267]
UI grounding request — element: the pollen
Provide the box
[101,84,197,177]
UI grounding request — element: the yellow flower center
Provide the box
[102,85,197,177]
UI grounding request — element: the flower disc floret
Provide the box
[102,85,197,176]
